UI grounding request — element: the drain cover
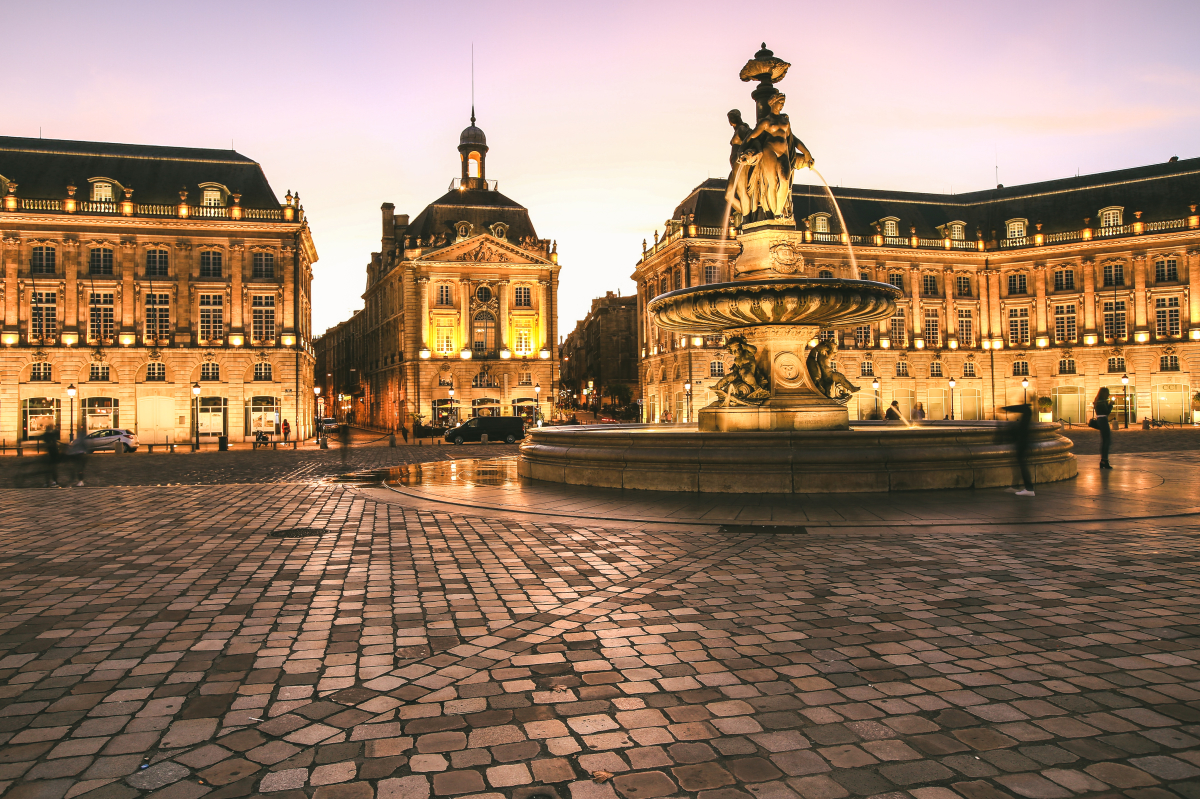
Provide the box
[718,524,807,535]
[268,528,327,538]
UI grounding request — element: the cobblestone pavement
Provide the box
[1,457,1199,799]
[1062,427,1200,456]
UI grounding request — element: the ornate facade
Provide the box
[0,136,317,444]
[636,158,1200,425]
[315,119,560,430]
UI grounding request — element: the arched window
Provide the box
[949,223,965,240]
[254,362,273,381]
[89,247,114,275]
[883,220,899,237]
[467,152,482,178]
[814,215,829,233]
[1099,207,1122,228]
[930,361,943,377]
[1006,219,1027,239]
[472,311,496,355]
[146,363,166,382]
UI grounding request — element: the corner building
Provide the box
[0,137,317,443]
[315,119,560,431]
[635,158,1200,425]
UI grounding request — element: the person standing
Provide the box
[66,422,90,487]
[40,422,61,487]
[912,402,926,423]
[1093,387,1114,469]
[1001,402,1036,496]
[885,401,903,422]
[338,423,351,471]
[282,419,291,443]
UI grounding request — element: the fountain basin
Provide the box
[518,422,1077,493]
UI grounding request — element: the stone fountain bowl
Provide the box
[647,278,902,333]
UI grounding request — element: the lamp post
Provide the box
[948,377,956,421]
[1121,373,1129,429]
[313,386,321,441]
[684,381,692,423]
[1021,376,1029,405]
[191,382,201,451]
[66,384,76,435]
[534,382,542,426]
[448,386,456,427]
[872,377,880,418]
[418,347,430,437]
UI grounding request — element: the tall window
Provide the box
[1103,262,1124,287]
[30,362,52,382]
[922,274,938,296]
[956,276,971,297]
[814,216,829,233]
[92,182,113,202]
[659,277,669,296]
[1155,259,1179,282]
[1107,357,1125,373]
[710,361,725,377]
[1160,355,1180,372]
[1007,273,1027,295]
[956,309,974,347]
[672,270,682,291]
[888,273,904,290]
[860,361,874,377]
[923,309,940,347]
[703,262,720,284]
[202,188,222,207]
[1103,300,1127,340]
[252,252,275,278]
[1006,220,1026,239]
[1008,307,1030,345]
[31,246,56,274]
[518,371,533,386]
[515,327,532,356]
[436,284,453,306]
[146,363,166,382]
[145,293,171,341]
[963,362,976,378]
[200,251,222,278]
[889,309,906,347]
[1053,305,1077,343]
[1156,297,1181,337]
[201,362,220,381]
[883,220,899,237]
[950,223,965,240]
[199,294,224,342]
[435,322,454,354]
[89,363,110,381]
[471,311,496,355]
[1053,269,1075,291]
[930,361,943,377]
[146,249,169,276]
[1059,359,1076,375]
[251,295,275,343]
[513,286,532,307]
[896,361,909,377]
[855,326,871,348]
[89,247,114,275]
[254,362,273,381]
[88,292,115,342]
[30,291,56,341]
[1012,361,1029,376]
[1099,208,1122,227]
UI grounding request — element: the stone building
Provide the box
[0,136,317,444]
[314,117,561,431]
[635,157,1200,425]
[561,291,638,413]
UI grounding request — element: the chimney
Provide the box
[381,203,395,248]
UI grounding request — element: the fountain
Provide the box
[519,45,1076,492]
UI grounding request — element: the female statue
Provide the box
[737,91,814,222]
[724,110,753,217]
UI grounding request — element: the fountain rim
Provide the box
[646,276,902,315]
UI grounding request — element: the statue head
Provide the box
[727,109,744,126]
[767,91,786,114]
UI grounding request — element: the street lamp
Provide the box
[313,386,321,441]
[534,382,542,426]
[1121,373,1129,429]
[684,381,692,424]
[1021,376,1029,405]
[448,385,456,427]
[66,384,76,435]
[948,377,956,421]
[191,382,201,451]
[872,377,880,418]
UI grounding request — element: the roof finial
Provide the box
[470,42,476,126]
[471,105,476,126]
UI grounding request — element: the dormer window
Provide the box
[882,219,899,237]
[1099,207,1123,228]
[92,182,113,202]
[1006,219,1027,239]
[490,223,509,240]
[812,215,829,233]
[202,188,222,207]
[456,222,473,240]
[949,222,965,240]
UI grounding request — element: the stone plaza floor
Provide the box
[1,429,1199,799]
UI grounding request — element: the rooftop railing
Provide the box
[6,196,300,223]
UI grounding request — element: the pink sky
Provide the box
[6,0,1199,334]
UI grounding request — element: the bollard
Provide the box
[481,433,489,444]
[170,443,176,453]
[319,436,328,449]
[389,434,396,447]
[114,442,124,455]
[16,441,23,457]
[273,441,278,450]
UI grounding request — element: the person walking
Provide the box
[338,423,351,471]
[40,423,61,487]
[885,401,903,422]
[1001,402,1035,496]
[282,419,291,443]
[912,402,926,423]
[66,422,90,487]
[1092,387,1115,469]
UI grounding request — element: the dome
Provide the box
[459,122,487,148]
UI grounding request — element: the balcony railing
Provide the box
[11,197,295,222]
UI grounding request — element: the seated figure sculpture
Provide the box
[805,340,860,403]
[713,336,771,406]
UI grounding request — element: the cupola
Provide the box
[458,108,489,189]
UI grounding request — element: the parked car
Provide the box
[444,416,526,444]
[85,428,138,453]
[320,417,339,432]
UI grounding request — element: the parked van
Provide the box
[444,416,526,444]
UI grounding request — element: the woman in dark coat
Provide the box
[1093,388,1114,469]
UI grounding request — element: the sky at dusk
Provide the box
[5,0,1199,335]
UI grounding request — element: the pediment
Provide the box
[417,234,550,265]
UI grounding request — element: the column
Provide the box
[230,245,244,332]
[120,241,136,330]
[944,267,956,346]
[1034,264,1048,336]
[1188,248,1200,327]
[2,236,18,329]
[418,277,429,352]
[538,280,549,351]
[64,240,79,335]
[977,269,990,340]
[281,244,295,334]
[1082,258,1096,334]
[988,271,1003,341]
[1133,254,1148,332]
[460,279,470,350]
[497,280,508,350]
[175,244,192,342]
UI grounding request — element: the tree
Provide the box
[605,382,634,407]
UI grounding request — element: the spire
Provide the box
[471,105,476,126]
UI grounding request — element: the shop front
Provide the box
[472,398,501,418]
[511,396,537,420]
[1152,382,1190,425]
[83,397,119,432]
[247,396,280,436]
[197,397,228,439]
[22,398,60,440]
[1052,385,1087,424]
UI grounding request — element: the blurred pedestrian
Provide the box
[282,419,291,443]
[66,422,90,487]
[1001,402,1035,496]
[912,402,926,422]
[338,423,351,470]
[1091,387,1114,469]
[885,401,903,422]
[40,423,61,487]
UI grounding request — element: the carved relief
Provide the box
[768,241,802,274]
[457,242,511,263]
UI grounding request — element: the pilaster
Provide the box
[1033,263,1048,335]
[1082,257,1096,333]
[1132,253,1148,332]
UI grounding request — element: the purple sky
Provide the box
[7,0,1199,335]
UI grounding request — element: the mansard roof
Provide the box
[673,156,1200,240]
[0,135,282,207]
[405,187,538,242]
